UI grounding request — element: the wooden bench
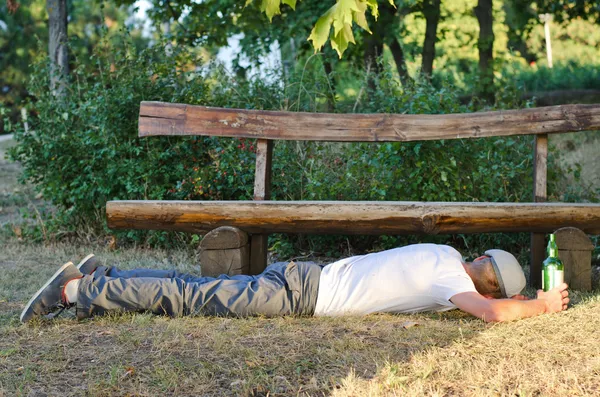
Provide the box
[107,102,600,287]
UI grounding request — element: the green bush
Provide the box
[9,33,282,242]
[9,30,576,259]
[508,61,600,92]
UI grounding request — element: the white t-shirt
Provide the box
[313,244,477,316]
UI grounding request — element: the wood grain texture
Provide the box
[199,245,249,277]
[138,102,600,142]
[253,139,273,201]
[533,134,548,202]
[106,201,600,235]
[554,227,594,251]
[250,236,268,276]
[556,227,593,291]
[199,226,248,249]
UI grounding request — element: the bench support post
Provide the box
[199,226,249,277]
[250,139,273,274]
[530,134,548,288]
[555,227,594,291]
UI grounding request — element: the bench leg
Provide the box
[250,139,273,275]
[555,227,593,291]
[530,233,545,289]
[198,227,250,277]
[531,134,548,289]
[250,234,269,275]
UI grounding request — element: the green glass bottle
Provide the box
[542,233,564,292]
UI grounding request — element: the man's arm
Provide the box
[450,283,569,322]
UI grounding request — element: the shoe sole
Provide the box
[76,254,96,273]
[20,262,73,323]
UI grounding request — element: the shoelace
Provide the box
[44,302,74,320]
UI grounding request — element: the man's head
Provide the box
[464,250,526,299]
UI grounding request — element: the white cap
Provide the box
[484,249,526,298]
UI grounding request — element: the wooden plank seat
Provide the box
[107,201,600,235]
[107,101,600,283]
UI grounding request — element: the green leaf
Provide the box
[308,8,334,51]
[331,0,360,35]
[331,23,356,58]
[282,0,297,9]
[261,0,282,21]
[260,0,298,20]
[352,8,370,33]
[309,0,374,57]
[366,0,379,19]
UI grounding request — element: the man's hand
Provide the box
[536,283,569,313]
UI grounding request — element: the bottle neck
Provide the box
[548,234,558,257]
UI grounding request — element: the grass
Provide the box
[0,139,51,228]
[1,138,600,396]
[1,241,600,396]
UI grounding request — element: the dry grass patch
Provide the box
[333,296,600,396]
[1,238,600,396]
[0,241,483,396]
[0,311,484,396]
[0,138,51,230]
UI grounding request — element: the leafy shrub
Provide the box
[508,61,600,92]
[9,33,272,241]
[8,30,580,260]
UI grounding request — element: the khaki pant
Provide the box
[76,261,322,319]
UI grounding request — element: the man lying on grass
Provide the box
[20,244,569,323]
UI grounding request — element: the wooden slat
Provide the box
[106,201,600,235]
[253,140,273,201]
[250,139,273,274]
[533,134,548,202]
[531,134,549,288]
[138,102,600,142]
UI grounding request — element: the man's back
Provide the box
[314,244,477,316]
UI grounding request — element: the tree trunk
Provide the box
[474,0,494,102]
[389,39,411,87]
[47,0,69,96]
[507,35,537,64]
[503,0,538,64]
[421,0,441,79]
[364,35,383,92]
[323,59,336,112]
[364,2,410,91]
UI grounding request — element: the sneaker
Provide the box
[76,254,99,275]
[20,262,83,323]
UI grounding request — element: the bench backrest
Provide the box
[138,101,600,202]
[139,102,600,142]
